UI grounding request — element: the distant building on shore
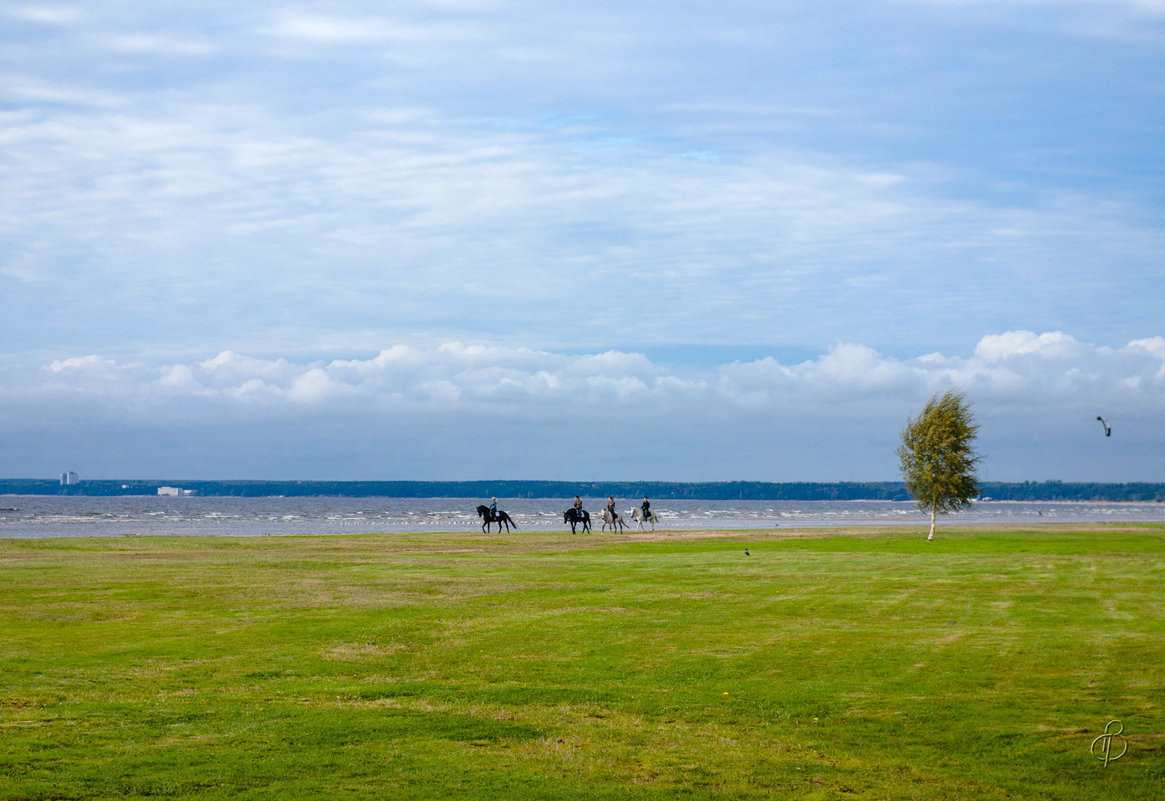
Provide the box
[157,486,196,496]
[60,471,80,486]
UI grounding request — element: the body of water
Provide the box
[1,495,1163,538]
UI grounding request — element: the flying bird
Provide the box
[1096,416,1111,437]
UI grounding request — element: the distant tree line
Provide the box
[2,478,1162,502]
[978,481,1165,503]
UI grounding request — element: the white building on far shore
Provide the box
[60,471,80,485]
[157,486,196,496]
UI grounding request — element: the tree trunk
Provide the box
[927,508,936,541]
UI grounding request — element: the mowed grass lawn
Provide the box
[1,524,1162,800]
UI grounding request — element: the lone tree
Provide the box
[897,390,982,541]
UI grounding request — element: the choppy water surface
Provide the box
[1,495,1163,538]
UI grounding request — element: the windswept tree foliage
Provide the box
[897,390,982,540]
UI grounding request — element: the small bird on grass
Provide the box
[744,548,750,556]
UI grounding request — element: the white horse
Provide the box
[601,508,626,532]
[631,507,659,531]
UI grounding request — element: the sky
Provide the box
[2,1,1163,483]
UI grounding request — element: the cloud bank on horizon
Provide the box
[2,2,1163,481]
[4,332,1162,482]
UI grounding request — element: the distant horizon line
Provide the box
[12,477,1165,486]
[8,477,1164,484]
[4,478,1162,503]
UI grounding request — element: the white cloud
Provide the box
[102,33,217,57]
[264,14,401,44]
[904,0,1165,13]
[288,368,347,404]
[199,351,298,388]
[1128,336,1165,360]
[157,364,201,391]
[262,12,479,49]
[810,343,920,394]
[46,355,114,373]
[1,75,127,109]
[9,6,86,25]
[5,332,1162,480]
[17,332,1164,419]
[973,331,1089,361]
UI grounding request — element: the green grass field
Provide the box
[2,524,1162,799]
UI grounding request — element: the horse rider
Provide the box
[641,497,651,520]
[574,496,584,517]
[606,496,616,519]
[489,497,498,520]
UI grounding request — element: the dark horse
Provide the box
[476,505,517,532]
[564,507,591,534]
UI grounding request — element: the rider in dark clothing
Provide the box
[641,497,651,518]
